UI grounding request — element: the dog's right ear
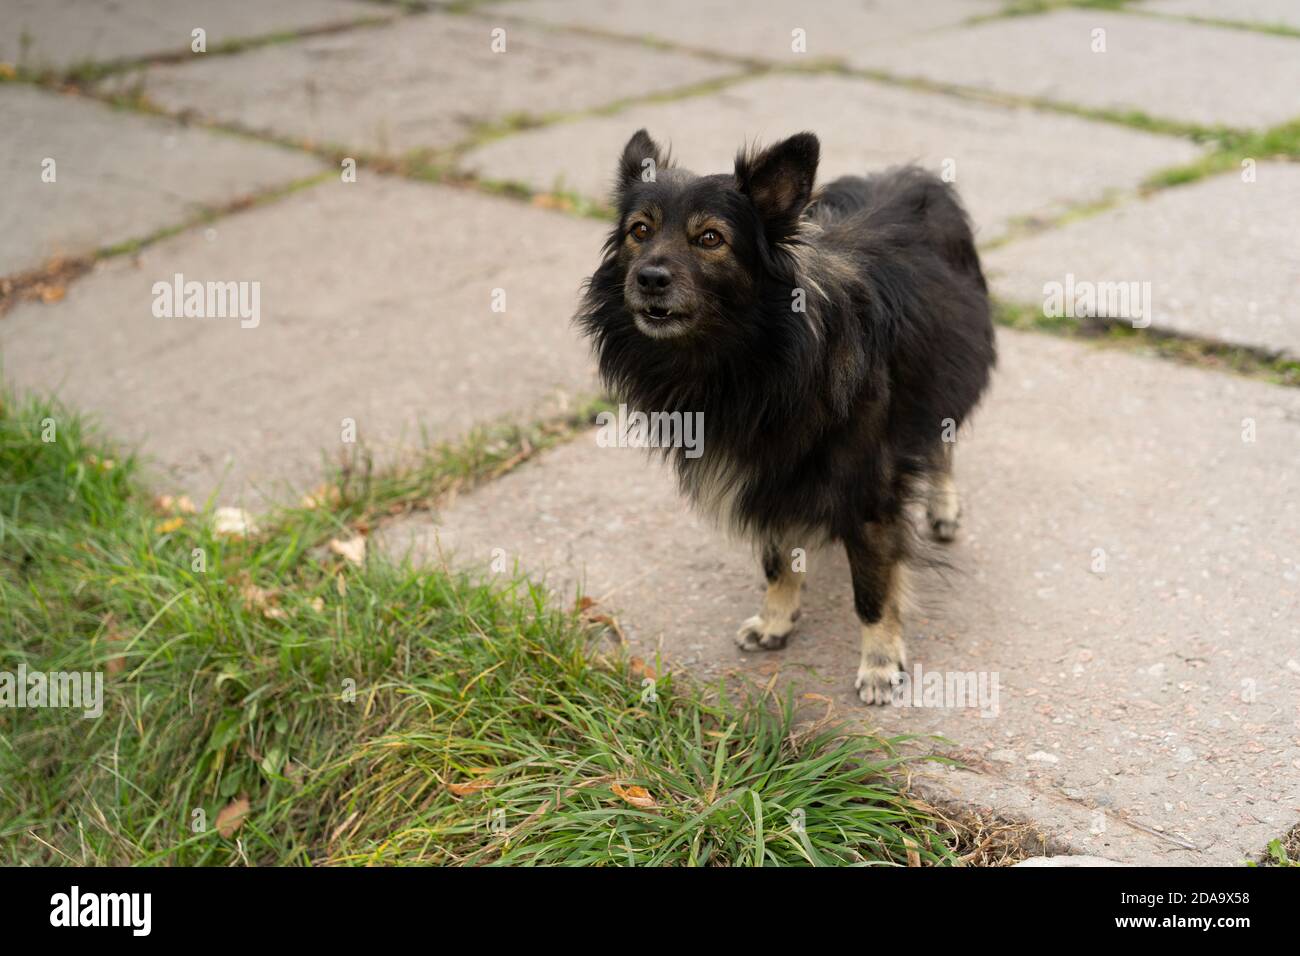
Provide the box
[618,129,667,188]
[735,132,820,239]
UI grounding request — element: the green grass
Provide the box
[1144,119,1300,189]
[994,299,1300,388]
[0,392,957,866]
[1260,839,1300,867]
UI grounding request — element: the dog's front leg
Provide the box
[846,520,907,705]
[735,539,804,651]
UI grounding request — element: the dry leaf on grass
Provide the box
[903,835,921,868]
[239,582,288,621]
[611,783,657,809]
[577,596,626,643]
[215,796,250,838]
[213,506,257,538]
[628,657,656,680]
[154,516,185,535]
[447,777,497,797]
[153,494,196,515]
[300,484,341,510]
[329,535,367,566]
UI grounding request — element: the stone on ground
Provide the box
[483,0,999,62]
[1147,0,1300,30]
[865,10,1300,129]
[97,12,739,156]
[0,0,389,72]
[985,165,1300,358]
[0,178,604,504]
[0,85,322,278]
[377,330,1300,865]
[461,73,1202,241]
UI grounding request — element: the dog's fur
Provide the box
[576,130,996,703]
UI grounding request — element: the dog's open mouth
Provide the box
[633,306,692,339]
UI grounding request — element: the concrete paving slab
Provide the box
[99,12,739,156]
[1147,0,1300,31]
[864,10,1300,129]
[461,72,1202,241]
[483,0,1000,62]
[0,85,323,278]
[985,165,1300,358]
[0,178,604,504]
[378,330,1300,864]
[0,0,389,73]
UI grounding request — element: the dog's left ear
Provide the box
[619,129,668,186]
[735,132,820,237]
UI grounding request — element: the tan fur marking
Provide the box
[854,564,909,704]
[735,557,804,652]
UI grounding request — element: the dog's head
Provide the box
[599,129,820,342]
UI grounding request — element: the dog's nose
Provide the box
[636,264,672,292]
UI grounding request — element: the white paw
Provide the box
[855,659,902,705]
[734,614,793,652]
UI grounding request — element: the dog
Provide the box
[576,129,996,704]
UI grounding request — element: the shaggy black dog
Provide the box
[577,130,996,704]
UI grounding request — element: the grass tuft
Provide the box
[0,391,956,866]
[993,300,1300,388]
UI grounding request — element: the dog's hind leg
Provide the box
[735,539,804,651]
[846,519,908,705]
[926,442,961,542]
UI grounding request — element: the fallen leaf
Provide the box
[154,516,185,534]
[628,657,655,680]
[329,535,366,566]
[903,835,921,868]
[40,285,66,304]
[213,506,257,538]
[239,582,288,620]
[447,778,496,797]
[611,783,657,809]
[300,484,341,510]
[578,596,626,643]
[154,494,197,515]
[0,63,16,79]
[215,796,250,838]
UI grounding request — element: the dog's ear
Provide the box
[618,129,668,187]
[734,132,820,237]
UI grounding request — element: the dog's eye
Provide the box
[698,229,724,249]
[629,222,651,242]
